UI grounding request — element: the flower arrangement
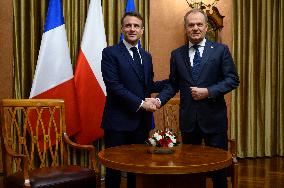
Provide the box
[147,129,179,148]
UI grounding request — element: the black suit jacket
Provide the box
[101,42,166,132]
[157,40,239,133]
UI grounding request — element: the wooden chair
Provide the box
[0,99,101,188]
[227,139,238,188]
[162,98,180,141]
[162,98,238,188]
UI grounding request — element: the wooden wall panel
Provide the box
[0,0,13,173]
[0,0,13,99]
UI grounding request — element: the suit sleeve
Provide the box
[101,48,142,112]
[156,51,179,105]
[207,45,240,98]
[142,52,169,93]
[151,79,169,93]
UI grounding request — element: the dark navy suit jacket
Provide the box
[101,42,166,132]
[157,40,239,134]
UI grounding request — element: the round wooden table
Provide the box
[98,144,232,188]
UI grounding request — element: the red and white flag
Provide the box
[74,0,107,144]
[30,0,80,138]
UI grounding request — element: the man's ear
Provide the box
[140,26,144,35]
[205,23,208,32]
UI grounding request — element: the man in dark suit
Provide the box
[101,11,166,188]
[149,9,239,188]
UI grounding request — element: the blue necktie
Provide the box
[192,44,201,82]
[130,47,144,81]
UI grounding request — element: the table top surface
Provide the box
[98,144,232,174]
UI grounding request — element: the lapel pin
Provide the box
[211,46,214,48]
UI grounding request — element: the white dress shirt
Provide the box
[188,38,206,67]
[123,39,142,64]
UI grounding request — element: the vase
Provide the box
[147,147,175,154]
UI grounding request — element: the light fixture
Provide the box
[186,0,219,13]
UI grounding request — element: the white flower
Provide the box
[168,142,174,147]
[149,138,156,146]
[156,135,162,141]
[153,132,160,138]
[148,129,179,147]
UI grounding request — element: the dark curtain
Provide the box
[231,0,284,157]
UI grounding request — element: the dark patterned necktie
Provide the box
[130,47,144,80]
[191,44,201,82]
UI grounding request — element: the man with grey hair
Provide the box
[148,9,239,188]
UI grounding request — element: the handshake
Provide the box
[142,98,161,112]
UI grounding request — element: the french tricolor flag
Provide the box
[30,0,80,137]
[74,0,107,144]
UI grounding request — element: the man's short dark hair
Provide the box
[121,11,144,27]
[184,9,208,27]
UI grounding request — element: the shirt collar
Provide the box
[188,38,206,49]
[123,39,139,51]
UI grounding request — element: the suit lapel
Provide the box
[139,47,149,85]
[180,40,215,84]
[119,42,144,82]
[180,44,194,83]
[198,40,215,79]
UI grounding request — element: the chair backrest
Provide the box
[162,98,180,133]
[162,98,237,148]
[0,99,71,177]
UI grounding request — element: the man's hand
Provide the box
[145,98,161,109]
[190,87,209,100]
[142,100,157,112]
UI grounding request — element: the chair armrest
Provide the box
[2,137,28,159]
[63,132,95,151]
[2,144,31,187]
[63,132,99,169]
[4,148,26,159]
[63,132,101,187]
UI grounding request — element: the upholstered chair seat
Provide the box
[6,166,97,188]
